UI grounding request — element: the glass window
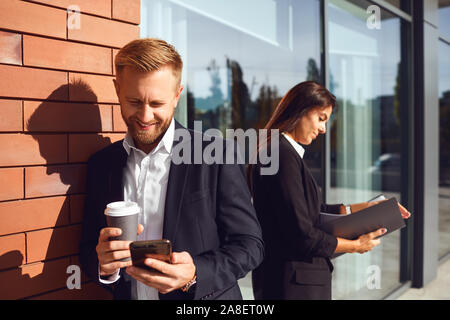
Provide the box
[140,0,323,299]
[439,40,450,259]
[327,0,408,299]
[439,0,450,40]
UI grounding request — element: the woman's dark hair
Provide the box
[246,81,336,190]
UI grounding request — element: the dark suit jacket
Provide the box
[79,121,264,300]
[250,134,340,300]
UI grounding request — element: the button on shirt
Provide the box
[99,118,174,300]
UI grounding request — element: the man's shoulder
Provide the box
[88,139,125,165]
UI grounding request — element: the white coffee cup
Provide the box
[104,201,140,242]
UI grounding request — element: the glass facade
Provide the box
[438,1,450,259]
[327,0,407,299]
[139,0,446,299]
[439,0,450,40]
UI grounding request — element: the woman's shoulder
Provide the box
[252,135,304,175]
[278,134,304,166]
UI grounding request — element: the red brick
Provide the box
[0,99,22,131]
[25,164,87,198]
[0,257,70,299]
[0,0,66,39]
[24,101,112,132]
[0,65,68,100]
[0,31,22,65]
[0,133,67,166]
[0,233,26,270]
[113,0,140,24]
[0,197,69,236]
[69,73,118,103]
[68,13,140,48]
[0,167,24,201]
[23,36,112,74]
[69,195,85,224]
[113,104,128,132]
[30,281,113,300]
[26,225,82,263]
[29,0,111,18]
[68,133,125,163]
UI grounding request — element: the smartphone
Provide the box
[129,239,172,272]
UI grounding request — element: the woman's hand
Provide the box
[353,228,386,254]
[335,228,386,254]
[344,200,411,220]
[397,203,411,219]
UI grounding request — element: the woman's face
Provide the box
[290,105,333,145]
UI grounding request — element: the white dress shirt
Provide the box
[99,118,174,300]
[282,132,305,159]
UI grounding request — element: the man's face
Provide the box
[114,66,183,152]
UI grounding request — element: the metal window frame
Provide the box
[368,0,413,22]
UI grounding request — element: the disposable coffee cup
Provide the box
[104,201,140,244]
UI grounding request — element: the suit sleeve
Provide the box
[192,145,265,300]
[320,203,344,214]
[273,149,337,258]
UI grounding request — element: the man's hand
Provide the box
[96,224,144,277]
[125,251,196,294]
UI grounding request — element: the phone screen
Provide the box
[130,240,172,272]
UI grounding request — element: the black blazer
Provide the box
[79,121,264,300]
[250,134,340,300]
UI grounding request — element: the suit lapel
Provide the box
[162,121,191,245]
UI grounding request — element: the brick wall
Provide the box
[0,0,140,299]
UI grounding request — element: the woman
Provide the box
[248,81,410,300]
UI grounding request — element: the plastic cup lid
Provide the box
[104,201,140,216]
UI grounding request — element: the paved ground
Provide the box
[239,258,450,300]
[397,258,450,300]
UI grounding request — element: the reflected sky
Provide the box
[141,0,322,105]
[439,6,450,40]
[328,0,401,101]
[439,40,450,97]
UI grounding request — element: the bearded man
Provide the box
[79,38,264,300]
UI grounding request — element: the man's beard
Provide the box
[126,115,172,147]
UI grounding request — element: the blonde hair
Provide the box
[115,38,183,85]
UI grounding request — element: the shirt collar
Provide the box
[282,132,305,159]
[123,118,175,156]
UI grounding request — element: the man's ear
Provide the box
[174,84,184,108]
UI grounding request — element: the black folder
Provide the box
[319,198,405,240]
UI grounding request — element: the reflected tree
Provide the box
[228,58,251,130]
[440,90,450,185]
[306,58,320,83]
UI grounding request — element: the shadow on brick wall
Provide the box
[0,81,114,299]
